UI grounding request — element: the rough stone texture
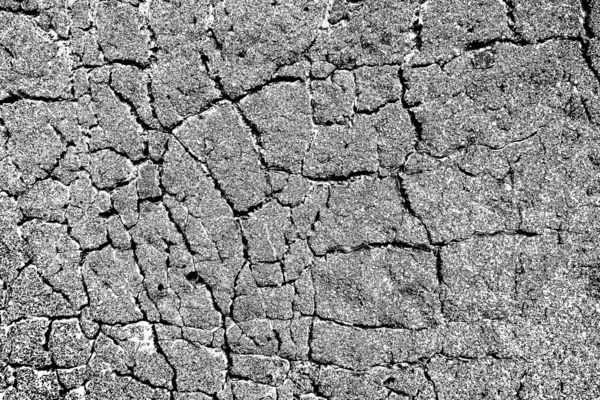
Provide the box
[2,1,600,399]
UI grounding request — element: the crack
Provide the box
[434,248,446,319]
[233,75,305,103]
[36,268,75,309]
[422,364,440,400]
[107,73,154,134]
[233,104,272,177]
[0,43,15,59]
[320,240,432,256]
[398,67,423,150]
[516,371,527,399]
[151,324,177,399]
[579,1,600,87]
[0,6,40,18]
[130,239,156,321]
[499,0,521,39]
[301,170,378,183]
[353,98,401,117]
[0,91,71,105]
[582,0,595,39]
[394,174,433,243]
[302,71,322,175]
[312,314,434,332]
[113,369,171,391]
[410,3,423,52]
[167,134,238,216]
[465,34,584,50]
[411,36,588,73]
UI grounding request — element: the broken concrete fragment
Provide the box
[251,263,284,287]
[0,12,72,99]
[160,339,227,394]
[241,81,312,174]
[83,246,145,324]
[90,79,146,161]
[112,180,139,228]
[88,149,136,190]
[206,0,326,97]
[354,65,402,112]
[96,0,150,65]
[512,0,582,42]
[232,380,277,400]
[316,367,389,400]
[110,64,160,129]
[302,123,378,179]
[414,0,510,64]
[137,160,162,200]
[231,354,290,386]
[107,215,132,249]
[18,179,69,223]
[1,102,67,185]
[21,220,87,310]
[405,41,599,157]
[242,201,291,263]
[283,239,313,282]
[151,56,221,128]
[7,318,51,368]
[311,0,416,68]
[313,247,440,329]
[309,178,429,254]
[49,319,92,368]
[401,154,520,244]
[173,102,270,212]
[311,319,392,370]
[311,70,355,124]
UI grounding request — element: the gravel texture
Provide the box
[1,0,600,399]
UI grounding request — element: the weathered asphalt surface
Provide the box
[1,0,600,399]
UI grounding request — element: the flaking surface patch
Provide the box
[2,0,600,399]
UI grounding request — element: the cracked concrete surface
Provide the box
[1,0,600,399]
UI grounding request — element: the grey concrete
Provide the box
[1,0,600,399]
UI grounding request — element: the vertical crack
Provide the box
[500,0,521,39]
[581,0,595,40]
[398,67,424,151]
[423,364,440,400]
[579,0,600,87]
[151,324,178,400]
[410,3,423,52]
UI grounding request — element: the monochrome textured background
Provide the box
[2,0,600,398]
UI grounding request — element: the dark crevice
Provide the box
[104,58,152,71]
[411,4,423,52]
[313,314,435,332]
[434,249,445,287]
[300,170,378,183]
[113,369,171,391]
[394,174,433,244]
[232,75,306,103]
[354,98,401,116]
[398,67,424,146]
[582,0,595,40]
[107,74,154,135]
[423,365,440,400]
[151,324,178,399]
[318,240,432,257]
[0,6,40,17]
[578,0,600,87]
[499,0,520,38]
[466,35,585,51]
[233,104,272,173]
[0,91,70,105]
